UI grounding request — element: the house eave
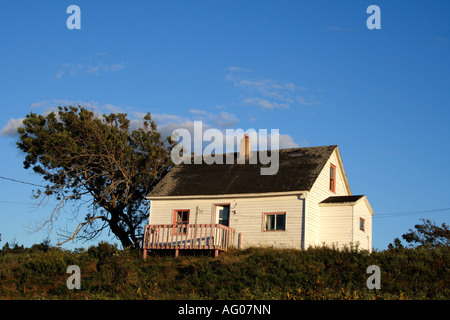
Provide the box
[147,190,308,201]
[319,195,374,216]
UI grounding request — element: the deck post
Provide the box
[175,248,179,258]
[214,248,219,258]
[143,225,148,260]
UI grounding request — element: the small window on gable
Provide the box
[330,163,336,193]
[360,218,365,232]
[264,212,286,231]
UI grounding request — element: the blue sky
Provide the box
[0,0,449,250]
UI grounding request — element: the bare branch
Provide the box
[56,215,106,246]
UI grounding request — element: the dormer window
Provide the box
[330,163,336,193]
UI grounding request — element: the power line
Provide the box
[373,207,450,219]
[375,207,450,216]
[0,175,45,188]
[0,200,34,206]
[0,173,449,219]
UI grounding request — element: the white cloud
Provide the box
[103,63,124,72]
[215,112,239,128]
[87,65,100,75]
[189,109,239,128]
[226,67,319,109]
[151,109,300,153]
[56,58,125,79]
[1,102,303,155]
[243,98,289,110]
[0,118,25,136]
[29,100,48,109]
[221,130,299,151]
[275,133,300,149]
[56,69,64,79]
[103,103,123,114]
[152,113,188,124]
[227,66,253,73]
[0,100,124,137]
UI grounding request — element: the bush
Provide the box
[0,242,448,300]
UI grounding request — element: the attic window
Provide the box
[360,218,365,232]
[264,212,286,231]
[330,163,336,193]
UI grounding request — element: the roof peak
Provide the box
[183,144,338,160]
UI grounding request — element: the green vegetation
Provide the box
[1,240,448,300]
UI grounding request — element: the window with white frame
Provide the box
[264,212,286,231]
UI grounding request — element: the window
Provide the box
[215,204,230,227]
[329,163,336,192]
[173,210,189,235]
[264,212,286,231]
[360,218,365,232]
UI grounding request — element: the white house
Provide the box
[143,139,373,258]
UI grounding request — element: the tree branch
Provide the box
[56,215,106,246]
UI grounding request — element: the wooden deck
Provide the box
[143,223,240,258]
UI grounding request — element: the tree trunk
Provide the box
[108,212,133,248]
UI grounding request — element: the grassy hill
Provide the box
[0,242,448,300]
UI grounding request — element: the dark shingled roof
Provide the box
[320,195,364,204]
[148,145,337,197]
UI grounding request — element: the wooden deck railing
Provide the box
[143,223,237,258]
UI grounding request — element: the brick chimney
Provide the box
[240,134,250,162]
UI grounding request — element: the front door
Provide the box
[214,204,230,246]
[215,205,230,226]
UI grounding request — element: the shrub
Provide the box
[0,241,448,300]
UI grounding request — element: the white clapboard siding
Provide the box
[319,198,373,252]
[319,205,353,249]
[305,149,350,248]
[352,199,373,251]
[149,194,305,249]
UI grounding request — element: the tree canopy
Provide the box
[17,106,174,248]
[402,219,449,248]
[389,219,450,249]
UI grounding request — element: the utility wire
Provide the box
[0,200,34,205]
[0,175,45,188]
[375,207,450,216]
[0,174,449,219]
[373,207,450,219]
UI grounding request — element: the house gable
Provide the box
[303,147,352,248]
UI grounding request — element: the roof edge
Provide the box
[148,190,308,200]
[319,195,374,216]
